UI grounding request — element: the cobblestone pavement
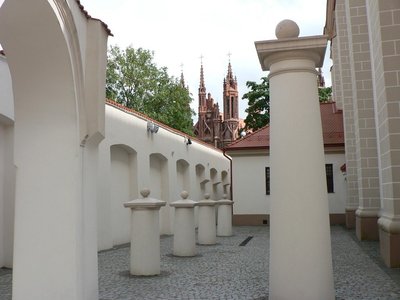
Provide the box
[1,226,400,299]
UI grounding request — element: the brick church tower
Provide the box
[221,61,240,146]
[194,61,240,148]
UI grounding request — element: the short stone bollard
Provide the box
[217,194,234,237]
[170,191,198,256]
[197,193,217,245]
[123,189,166,276]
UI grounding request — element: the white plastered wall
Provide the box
[0,55,14,268]
[325,152,347,214]
[0,1,109,298]
[97,105,230,250]
[232,153,270,215]
[0,60,230,258]
[230,151,346,216]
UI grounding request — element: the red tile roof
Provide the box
[225,102,344,151]
[75,0,113,36]
[106,99,223,153]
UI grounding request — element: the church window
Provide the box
[265,167,270,195]
[325,164,334,193]
[231,97,234,118]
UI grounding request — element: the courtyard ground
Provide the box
[1,226,400,299]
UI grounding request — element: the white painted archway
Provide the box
[0,1,109,299]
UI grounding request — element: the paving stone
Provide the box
[1,226,400,299]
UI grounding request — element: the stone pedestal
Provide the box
[378,215,400,267]
[123,189,166,276]
[345,208,356,229]
[356,208,379,241]
[217,194,234,237]
[170,191,198,257]
[197,194,217,245]
[255,19,334,300]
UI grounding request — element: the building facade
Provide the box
[194,62,240,148]
[325,0,400,267]
[225,102,346,226]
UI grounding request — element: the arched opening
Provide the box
[176,159,190,196]
[196,164,207,199]
[149,153,170,234]
[110,145,138,246]
[0,1,109,298]
[221,170,230,198]
[0,52,15,270]
[210,168,219,199]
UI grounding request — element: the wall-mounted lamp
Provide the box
[147,121,159,134]
[184,137,192,145]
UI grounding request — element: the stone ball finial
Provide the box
[180,190,189,199]
[223,194,227,199]
[204,193,210,199]
[140,189,150,198]
[275,19,300,39]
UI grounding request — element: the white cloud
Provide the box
[1,0,331,121]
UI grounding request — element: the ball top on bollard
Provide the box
[180,191,189,199]
[204,193,210,199]
[275,19,299,39]
[140,189,150,198]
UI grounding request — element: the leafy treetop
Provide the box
[106,45,195,135]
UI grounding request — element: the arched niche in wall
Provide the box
[221,170,230,197]
[210,168,220,199]
[196,163,208,198]
[110,144,138,246]
[176,159,190,195]
[149,153,170,234]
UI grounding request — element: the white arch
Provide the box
[110,144,138,246]
[0,1,109,299]
[176,159,190,195]
[149,153,170,234]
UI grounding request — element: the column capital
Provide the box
[255,31,328,71]
[124,189,166,210]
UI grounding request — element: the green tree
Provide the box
[242,77,270,131]
[319,86,332,102]
[106,45,195,135]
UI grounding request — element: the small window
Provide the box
[325,164,334,193]
[265,167,270,195]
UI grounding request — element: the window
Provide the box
[325,164,334,193]
[265,167,270,195]
[231,97,234,118]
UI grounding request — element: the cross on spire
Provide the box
[227,51,232,62]
[199,54,204,65]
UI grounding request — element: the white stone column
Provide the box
[217,194,234,237]
[197,194,217,245]
[170,191,197,256]
[255,20,335,300]
[124,189,166,276]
